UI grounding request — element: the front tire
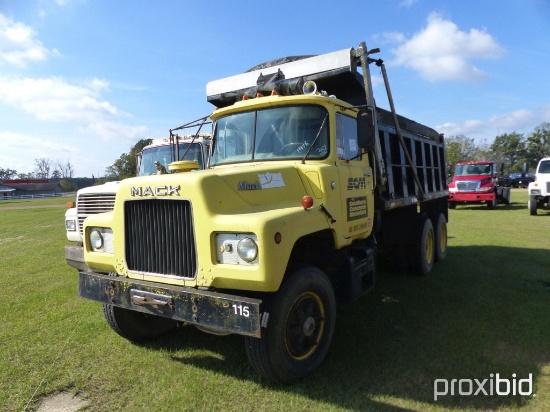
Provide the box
[103,304,177,342]
[245,266,336,384]
[528,196,538,216]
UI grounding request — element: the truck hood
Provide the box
[77,180,120,195]
[119,163,308,213]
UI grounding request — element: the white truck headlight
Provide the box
[88,228,114,253]
[237,237,258,262]
[65,219,76,231]
[216,233,259,265]
[530,189,541,196]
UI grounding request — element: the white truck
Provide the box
[527,157,550,215]
[65,133,211,270]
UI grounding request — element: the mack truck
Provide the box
[447,160,511,209]
[76,42,449,383]
[65,133,211,270]
[527,157,550,215]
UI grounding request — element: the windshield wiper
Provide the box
[301,113,328,164]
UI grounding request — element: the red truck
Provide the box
[448,161,511,209]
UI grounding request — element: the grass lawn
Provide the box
[0,190,549,411]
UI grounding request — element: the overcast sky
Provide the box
[1,0,549,177]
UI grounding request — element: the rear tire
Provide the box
[434,213,448,262]
[409,215,435,275]
[103,304,177,342]
[503,188,511,204]
[529,196,538,216]
[245,266,336,384]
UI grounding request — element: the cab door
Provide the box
[335,113,374,240]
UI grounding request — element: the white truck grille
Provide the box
[76,193,116,234]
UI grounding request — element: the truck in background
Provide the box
[447,161,511,209]
[65,133,211,270]
[527,157,550,215]
[76,42,448,383]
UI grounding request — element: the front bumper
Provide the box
[78,272,262,337]
[448,192,495,203]
[65,245,88,271]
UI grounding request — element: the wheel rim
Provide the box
[426,230,434,265]
[285,292,325,360]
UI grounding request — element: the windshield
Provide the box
[538,160,550,174]
[138,143,206,176]
[210,105,329,166]
[455,164,493,177]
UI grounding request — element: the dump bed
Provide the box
[376,108,447,211]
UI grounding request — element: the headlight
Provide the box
[216,233,259,265]
[237,237,258,262]
[90,230,104,250]
[530,189,541,196]
[448,187,457,193]
[88,228,114,253]
[65,219,76,231]
[477,186,492,192]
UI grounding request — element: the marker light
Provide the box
[302,195,314,209]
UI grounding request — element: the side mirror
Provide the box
[357,108,375,152]
[522,162,528,174]
[499,163,505,176]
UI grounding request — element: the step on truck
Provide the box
[527,157,550,215]
[76,42,449,383]
[447,161,511,209]
[64,133,211,270]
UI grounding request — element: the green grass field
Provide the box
[1,191,549,411]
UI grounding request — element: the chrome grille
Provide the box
[456,181,480,192]
[125,199,196,278]
[77,193,116,234]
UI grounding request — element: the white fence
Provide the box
[0,193,76,201]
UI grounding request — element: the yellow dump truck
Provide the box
[77,42,448,383]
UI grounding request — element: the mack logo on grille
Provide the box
[130,185,180,197]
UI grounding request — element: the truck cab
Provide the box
[527,157,550,215]
[448,161,510,209]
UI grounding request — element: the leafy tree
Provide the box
[489,132,525,172]
[444,135,477,175]
[105,139,152,180]
[472,138,491,162]
[17,172,34,179]
[524,122,550,169]
[59,178,77,192]
[0,167,18,179]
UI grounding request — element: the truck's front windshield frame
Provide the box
[455,163,493,177]
[209,104,329,166]
[139,143,206,176]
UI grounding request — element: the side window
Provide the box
[336,114,360,160]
